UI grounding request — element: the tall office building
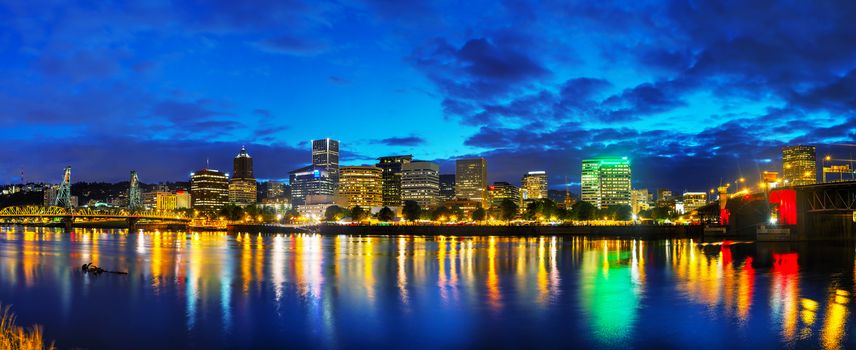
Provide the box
[312,138,340,187]
[233,146,253,178]
[488,182,519,207]
[229,146,257,205]
[191,168,229,212]
[682,192,708,212]
[521,171,548,200]
[581,157,631,209]
[175,189,191,209]
[455,158,487,204]
[289,166,335,206]
[782,145,816,186]
[439,174,456,201]
[337,166,383,208]
[264,180,285,198]
[401,161,440,208]
[630,188,650,215]
[376,155,413,206]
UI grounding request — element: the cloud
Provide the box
[256,35,329,56]
[372,136,426,147]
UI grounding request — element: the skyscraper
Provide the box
[229,146,257,205]
[488,182,519,207]
[521,171,548,200]
[581,157,631,209]
[233,146,253,179]
[455,158,487,204]
[401,161,440,208]
[312,138,340,186]
[782,145,816,186]
[439,174,456,201]
[191,168,229,212]
[376,155,412,206]
[289,166,334,206]
[337,166,383,208]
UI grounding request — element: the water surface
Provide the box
[0,226,854,349]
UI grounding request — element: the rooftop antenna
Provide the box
[206,158,210,170]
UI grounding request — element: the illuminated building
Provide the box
[233,146,253,178]
[228,147,257,205]
[337,166,383,208]
[376,155,412,206]
[229,178,257,205]
[270,180,286,198]
[761,171,780,190]
[521,171,548,201]
[260,197,291,213]
[455,158,488,204]
[488,181,519,207]
[190,169,229,212]
[401,161,440,208]
[656,188,675,209]
[155,192,176,210]
[312,138,340,187]
[439,174,456,201]
[630,189,650,215]
[823,164,854,183]
[175,189,191,209]
[682,192,708,212]
[581,157,631,209]
[289,166,334,206]
[782,145,816,186]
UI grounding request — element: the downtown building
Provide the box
[228,146,257,206]
[337,166,384,208]
[488,181,520,207]
[289,166,335,206]
[376,155,412,207]
[190,168,229,212]
[439,174,456,202]
[682,192,708,213]
[455,158,488,205]
[581,157,631,209]
[312,138,340,188]
[401,161,440,208]
[782,145,816,186]
[521,171,548,201]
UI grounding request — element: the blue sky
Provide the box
[1,0,854,193]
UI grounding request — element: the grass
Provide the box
[0,304,55,350]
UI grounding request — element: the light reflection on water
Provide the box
[0,226,854,349]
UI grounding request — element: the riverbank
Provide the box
[316,224,702,239]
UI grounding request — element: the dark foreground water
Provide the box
[1,226,855,349]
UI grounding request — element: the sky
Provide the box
[1,0,855,193]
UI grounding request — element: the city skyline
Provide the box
[1,1,855,192]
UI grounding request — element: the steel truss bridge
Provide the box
[0,206,190,229]
[802,181,856,213]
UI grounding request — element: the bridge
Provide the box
[0,205,190,230]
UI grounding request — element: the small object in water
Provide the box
[81,262,126,275]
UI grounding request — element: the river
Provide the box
[0,226,853,349]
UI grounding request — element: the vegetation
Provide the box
[570,201,597,221]
[0,304,54,350]
[377,207,395,221]
[350,206,369,221]
[402,201,421,221]
[218,203,277,222]
[471,207,486,221]
[498,199,518,221]
[324,205,349,221]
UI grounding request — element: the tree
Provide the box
[350,205,368,221]
[431,206,451,221]
[324,205,348,221]
[613,205,633,221]
[525,199,558,221]
[219,204,244,221]
[571,201,597,221]
[499,199,518,221]
[402,200,421,221]
[377,206,395,222]
[471,207,486,221]
[284,208,301,223]
[450,206,465,221]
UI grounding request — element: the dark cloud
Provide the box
[372,136,426,147]
[256,35,329,56]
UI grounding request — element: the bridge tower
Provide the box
[129,171,143,211]
[54,166,72,209]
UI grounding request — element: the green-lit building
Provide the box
[581,157,632,209]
